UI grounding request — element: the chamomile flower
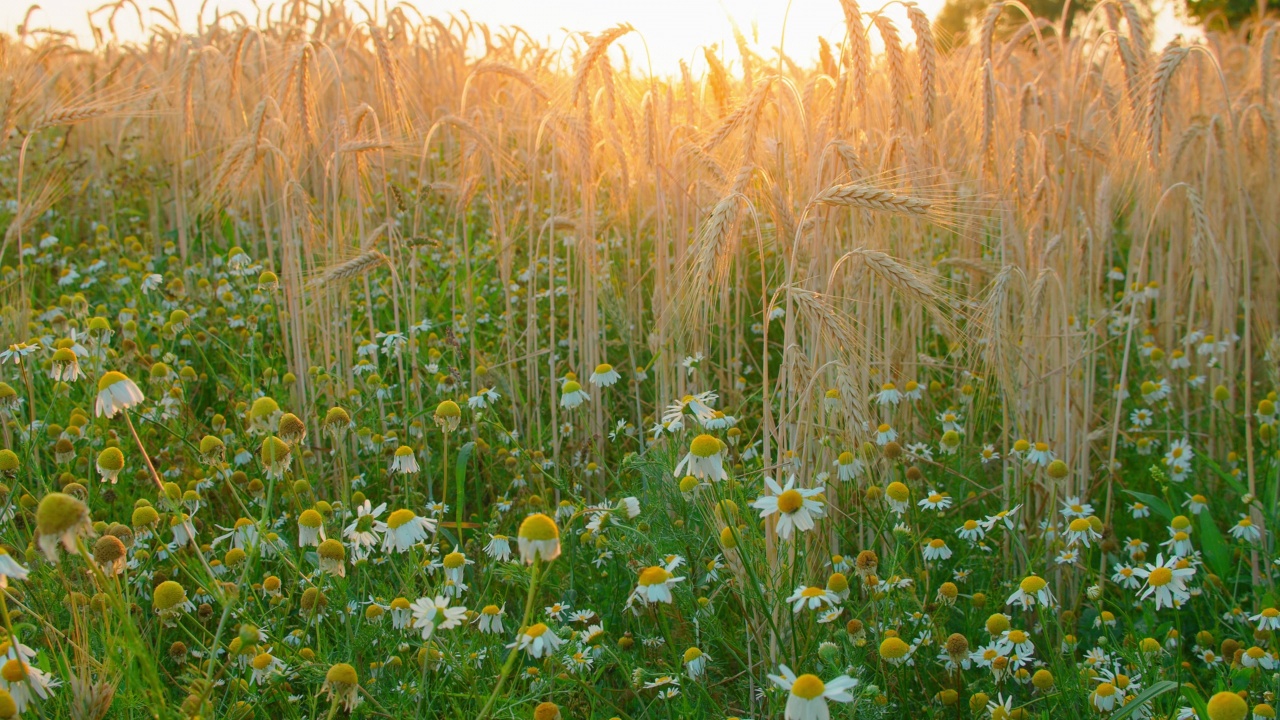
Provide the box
[675,434,727,481]
[1250,607,1280,630]
[589,363,620,387]
[767,665,858,720]
[484,534,513,562]
[322,664,361,712]
[629,566,684,605]
[476,604,506,633]
[390,445,420,474]
[381,509,435,553]
[875,382,902,406]
[786,585,839,613]
[1064,518,1101,548]
[559,381,590,409]
[95,370,144,418]
[751,475,824,540]
[1229,515,1262,544]
[1133,554,1194,610]
[508,622,564,658]
[1007,575,1056,610]
[683,647,709,679]
[834,451,864,481]
[922,538,952,561]
[410,595,467,639]
[918,489,952,511]
[35,492,94,563]
[517,513,561,563]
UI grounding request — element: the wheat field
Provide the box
[0,0,1278,718]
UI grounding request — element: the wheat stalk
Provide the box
[812,183,931,216]
[306,251,390,290]
[906,3,936,132]
[1147,41,1189,166]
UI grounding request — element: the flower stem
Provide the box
[477,555,544,720]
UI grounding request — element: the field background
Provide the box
[0,0,1278,718]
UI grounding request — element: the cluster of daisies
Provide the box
[0,205,1276,720]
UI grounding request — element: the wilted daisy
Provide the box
[35,492,94,563]
[259,436,292,479]
[508,622,564,658]
[956,519,986,543]
[389,445,419,474]
[49,347,84,382]
[875,382,902,406]
[1229,515,1262,544]
[589,363,620,387]
[381,509,435,553]
[1007,575,1056,610]
[95,371,144,418]
[477,604,506,633]
[921,538,952,561]
[317,539,346,577]
[152,580,194,626]
[1251,607,1280,630]
[751,475,824,540]
[1024,442,1054,466]
[674,434,727,481]
[874,423,898,445]
[484,533,513,562]
[250,650,286,685]
[834,451,863,481]
[629,565,684,605]
[559,380,590,409]
[517,513,561,563]
[885,481,910,514]
[297,509,326,547]
[433,399,462,432]
[322,663,361,712]
[768,665,857,720]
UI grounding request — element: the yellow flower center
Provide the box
[689,434,720,458]
[386,509,416,529]
[1019,575,1046,593]
[638,566,670,586]
[525,623,549,638]
[791,674,826,700]
[777,489,804,514]
[518,513,559,540]
[1147,567,1173,587]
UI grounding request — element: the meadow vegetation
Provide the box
[0,1,1278,718]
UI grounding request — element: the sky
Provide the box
[1,0,1196,77]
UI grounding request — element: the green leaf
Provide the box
[455,441,475,541]
[1123,490,1173,521]
[1180,684,1209,719]
[1198,510,1231,580]
[1201,456,1249,497]
[1110,680,1179,720]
